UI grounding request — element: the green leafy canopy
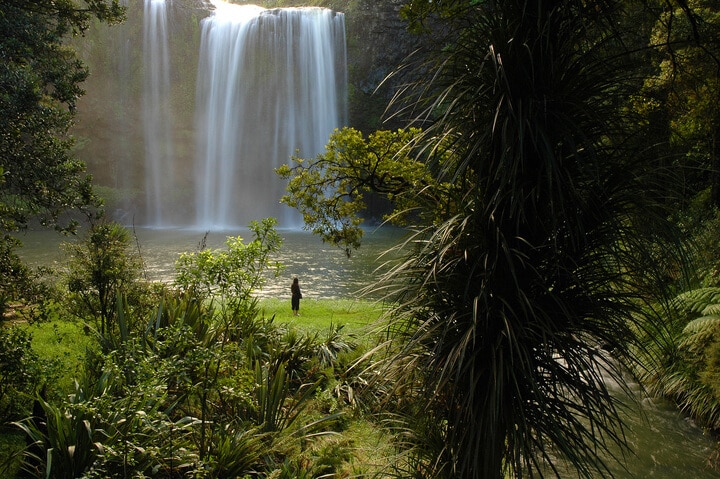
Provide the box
[276,127,450,255]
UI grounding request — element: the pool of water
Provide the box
[15,225,406,300]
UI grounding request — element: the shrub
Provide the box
[0,327,44,423]
[174,218,283,310]
[642,288,720,431]
[63,221,145,338]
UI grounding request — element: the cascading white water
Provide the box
[142,0,175,226]
[194,2,347,229]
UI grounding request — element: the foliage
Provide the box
[640,287,720,431]
[667,187,717,279]
[636,0,720,433]
[0,235,55,321]
[63,221,146,338]
[3,215,369,477]
[277,127,445,255]
[11,288,362,478]
[253,361,319,433]
[316,322,354,368]
[696,219,720,287]
[637,0,720,206]
[174,218,283,314]
[14,380,110,479]
[633,0,720,210]
[0,0,125,317]
[0,0,124,236]
[0,327,43,423]
[25,312,94,398]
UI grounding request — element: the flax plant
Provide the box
[368,1,689,478]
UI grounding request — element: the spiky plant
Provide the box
[368,1,689,478]
[253,361,318,434]
[316,322,354,368]
[14,399,97,479]
[204,423,267,478]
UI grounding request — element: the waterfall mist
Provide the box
[143,0,175,226]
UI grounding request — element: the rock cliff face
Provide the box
[342,0,422,132]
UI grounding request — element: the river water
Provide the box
[13,226,720,477]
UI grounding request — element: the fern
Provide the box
[662,287,720,430]
[682,315,720,337]
[673,287,720,314]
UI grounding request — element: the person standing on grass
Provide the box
[291,277,302,316]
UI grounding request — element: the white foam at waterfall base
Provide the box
[194,1,347,230]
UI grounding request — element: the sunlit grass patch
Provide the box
[24,316,93,396]
[258,297,386,333]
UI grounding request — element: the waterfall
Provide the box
[142,0,175,226]
[194,2,347,229]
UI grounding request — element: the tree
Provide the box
[64,221,143,337]
[277,127,448,255]
[636,0,720,208]
[0,0,125,304]
[282,1,690,478]
[174,218,284,318]
[0,0,124,233]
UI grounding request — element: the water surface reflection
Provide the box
[17,226,406,300]
[136,226,405,299]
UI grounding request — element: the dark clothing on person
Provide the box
[291,279,302,315]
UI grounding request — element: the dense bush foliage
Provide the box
[0,0,124,318]
[0,236,55,321]
[64,222,146,337]
[4,220,370,478]
[638,287,720,431]
[0,328,45,423]
[14,295,353,478]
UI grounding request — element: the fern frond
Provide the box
[673,287,720,314]
[702,303,720,316]
[682,315,720,336]
[679,315,720,353]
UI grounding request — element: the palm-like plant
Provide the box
[371,1,688,478]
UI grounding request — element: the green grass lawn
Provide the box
[18,299,383,375]
[258,297,387,333]
[18,299,386,393]
[0,314,94,477]
[24,316,93,396]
